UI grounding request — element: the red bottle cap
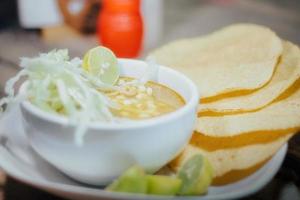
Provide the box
[102,0,140,12]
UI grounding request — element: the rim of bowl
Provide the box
[20,59,199,130]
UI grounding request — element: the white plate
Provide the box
[0,106,287,200]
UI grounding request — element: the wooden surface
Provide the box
[0,0,299,199]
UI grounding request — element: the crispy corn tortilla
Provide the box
[196,87,300,137]
[150,24,282,102]
[170,134,293,185]
[190,130,293,151]
[198,41,300,116]
[212,159,270,185]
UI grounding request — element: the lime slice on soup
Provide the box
[178,154,214,195]
[82,46,120,85]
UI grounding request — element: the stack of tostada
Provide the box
[149,24,300,185]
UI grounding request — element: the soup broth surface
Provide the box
[106,77,185,119]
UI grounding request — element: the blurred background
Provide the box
[0,0,299,199]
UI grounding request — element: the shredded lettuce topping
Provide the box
[0,49,120,145]
[0,50,159,146]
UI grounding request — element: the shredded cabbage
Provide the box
[0,50,159,146]
[1,49,118,146]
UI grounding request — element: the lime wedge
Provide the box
[106,165,147,194]
[177,154,214,195]
[82,46,120,85]
[147,175,182,195]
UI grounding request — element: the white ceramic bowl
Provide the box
[20,59,199,185]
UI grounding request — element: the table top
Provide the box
[0,0,299,199]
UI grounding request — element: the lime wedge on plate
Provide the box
[147,175,182,195]
[106,165,147,194]
[178,154,214,195]
[83,46,120,85]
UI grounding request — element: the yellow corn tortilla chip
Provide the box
[170,134,293,185]
[190,130,293,151]
[150,24,282,102]
[199,41,300,116]
[212,159,270,185]
[196,86,300,137]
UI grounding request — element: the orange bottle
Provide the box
[97,0,143,58]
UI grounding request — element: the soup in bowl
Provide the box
[106,77,185,119]
[20,58,199,185]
